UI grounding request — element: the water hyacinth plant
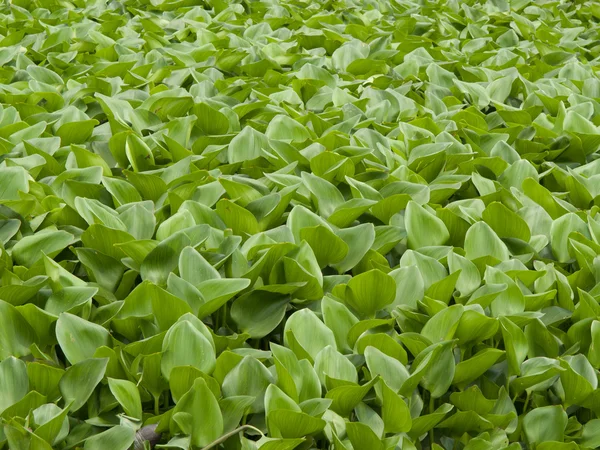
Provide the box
[1,0,600,449]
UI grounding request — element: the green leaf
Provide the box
[325,377,379,417]
[216,199,260,236]
[170,366,221,404]
[126,134,155,172]
[172,377,223,448]
[102,177,142,206]
[59,358,108,412]
[437,410,493,435]
[314,345,358,385]
[231,290,289,338]
[300,225,348,268]
[284,309,336,361]
[27,363,64,402]
[453,348,505,386]
[482,202,531,242]
[0,300,36,359]
[550,212,589,262]
[301,172,344,218]
[196,278,251,318]
[228,126,268,164]
[523,406,568,446]
[140,231,192,285]
[447,251,481,296]
[0,166,29,200]
[346,421,383,450]
[409,403,454,439]
[464,222,510,262]
[420,341,456,398]
[381,380,412,433]
[195,102,230,135]
[268,410,326,439]
[365,346,409,392]
[455,309,498,345]
[580,419,600,448]
[0,357,28,414]
[345,269,396,318]
[178,246,220,286]
[266,115,310,143]
[83,425,135,450]
[56,313,111,365]
[331,224,375,274]
[107,378,142,419]
[11,230,74,266]
[421,304,464,343]
[500,317,528,376]
[33,403,70,446]
[559,354,597,407]
[161,319,216,379]
[222,356,274,414]
[405,201,450,248]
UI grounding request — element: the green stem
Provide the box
[213,310,221,331]
[201,425,263,450]
[154,395,160,416]
[523,391,531,413]
[220,305,227,330]
[428,393,435,447]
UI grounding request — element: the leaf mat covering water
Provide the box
[1,0,600,448]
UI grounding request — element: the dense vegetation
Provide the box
[1,0,600,448]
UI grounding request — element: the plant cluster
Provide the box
[1,0,600,449]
